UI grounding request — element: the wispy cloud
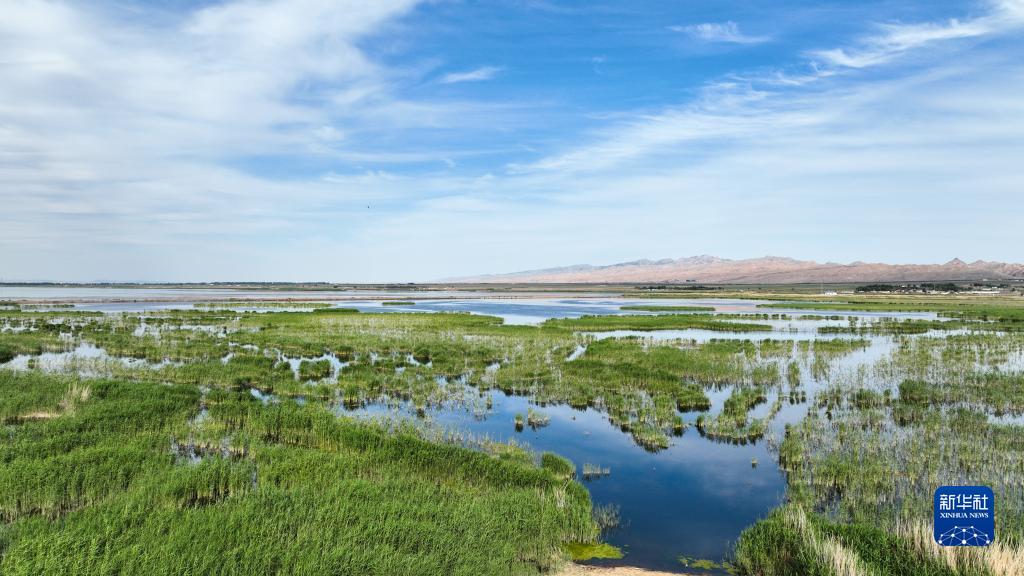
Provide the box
[812,20,989,68]
[670,21,769,44]
[519,1,1024,175]
[439,66,503,84]
[812,0,1024,68]
[466,2,1024,274]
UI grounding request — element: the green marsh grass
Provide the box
[194,301,326,309]
[297,358,333,381]
[0,371,601,575]
[7,298,1024,574]
[618,305,716,312]
[544,313,771,332]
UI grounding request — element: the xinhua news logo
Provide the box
[934,486,994,547]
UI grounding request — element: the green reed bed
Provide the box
[0,330,74,359]
[3,308,799,452]
[0,370,600,576]
[618,305,715,312]
[194,301,327,309]
[818,318,956,335]
[297,358,333,381]
[12,301,1024,574]
[760,297,1024,326]
[696,386,781,443]
[738,310,1024,575]
[543,314,772,332]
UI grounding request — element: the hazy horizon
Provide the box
[2,254,1021,285]
[3,0,1023,282]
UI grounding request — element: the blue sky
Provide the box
[1,0,1022,282]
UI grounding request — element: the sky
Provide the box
[1,0,1023,282]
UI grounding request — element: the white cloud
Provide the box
[813,19,989,68]
[362,64,1024,280]
[448,4,1024,278]
[2,0,1023,282]
[439,66,504,84]
[518,1,1024,176]
[0,0,454,281]
[670,21,769,44]
[811,1,1024,68]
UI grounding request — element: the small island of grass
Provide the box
[619,305,715,312]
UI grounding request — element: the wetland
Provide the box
[0,287,1022,575]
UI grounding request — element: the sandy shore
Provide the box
[558,565,682,576]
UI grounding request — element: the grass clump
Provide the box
[734,505,983,576]
[696,386,778,443]
[0,344,16,364]
[541,452,575,479]
[581,463,610,481]
[297,358,333,381]
[527,407,551,429]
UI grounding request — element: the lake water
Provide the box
[346,386,785,573]
[0,288,955,573]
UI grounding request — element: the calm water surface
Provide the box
[348,388,785,573]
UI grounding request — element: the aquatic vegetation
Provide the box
[592,503,621,532]
[514,412,525,431]
[818,317,966,335]
[581,463,610,481]
[297,358,333,381]
[5,296,1024,573]
[0,344,15,364]
[382,301,414,306]
[0,372,602,575]
[738,303,1024,575]
[565,541,624,561]
[544,314,771,332]
[194,301,326,309]
[618,305,716,312]
[759,297,1024,326]
[734,505,963,576]
[696,386,779,443]
[0,307,794,451]
[527,407,550,429]
[678,557,728,571]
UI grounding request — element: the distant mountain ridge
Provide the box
[450,255,1024,284]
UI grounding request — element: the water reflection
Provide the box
[344,388,784,572]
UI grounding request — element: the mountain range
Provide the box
[451,256,1024,284]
